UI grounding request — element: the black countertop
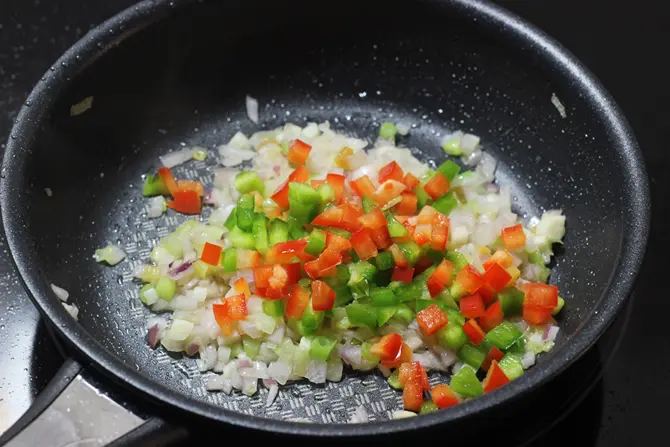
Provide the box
[0,0,667,444]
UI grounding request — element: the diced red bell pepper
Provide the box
[266,239,309,264]
[283,263,302,285]
[381,342,413,368]
[463,319,486,346]
[176,179,205,197]
[478,283,496,305]
[481,346,505,372]
[404,172,420,190]
[253,265,273,288]
[523,283,559,309]
[479,301,504,332]
[271,165,310,208]
[430,212,450,251]
[325,232,353,253]
[373,180,407,205]
[268,264,290,290]
[232,278,251,299]
[482,262,513,292]
[158,166,179,195]
[389,244,410,268]
[391,266,415,284]
[414,256,434,276]
[431,384,461,409]
[455,265,485,294]
[351,229,378,260]
[483,361,510,393]
[379,161,405,183]
[312,204,362,233]
[359,210,387,230]
[285,285,310,318]
[460,294,486,319]
[483,250,514,270]
[236,249,261,269]
[225,294,247,320]
[416,303,448,336]
[522,305,553,325]
[424,173,450,200]
[501,224,526,250]
[350,175,377,198]
[322,173,344,203]
[413,224,432,246]
[201,242,223,266]
[417,205,437,225]
[304,249,343,279]
[369,226,392,249]
[395,191,418,215]
[311,280,336,311]
[426,259,455,297]
[398,361,430,390]
[212,302,235,336]
[370,333,402,363]
[257,285,292,300]
[287,139,312,165]
[167,189,201,214]
[403,381,424,412]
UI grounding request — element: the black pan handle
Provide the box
[0,358,189,447]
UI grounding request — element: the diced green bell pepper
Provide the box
[379,122,397,140]
[301,303,324,335]
[288,216,309,240]
[498,353,524,380]
[362,196,378,214]
[305,228,327,257]
[316,183,335,207]
[229,226,256,249]
[436,160,461,182]
[484,321,524,350]
[458,343,487,370]
[446,251,469,272]
[224,209,237,230]
[442,138,463,156]
[445,307,466,326]
[361,341,380,364]
[376,306,398,326]
[387,370,402,389]
[392,304,415,324]
[420,401,439,414]
[298,278,312,289]
[156,276,176,301]
[221,248,237,272]
[236,194,255,232]
[269,219,289,245]
[230,343,243,358]
[436,290,459,310]
[242,335,261,359]
[528,250,545,266]
[346,302,377,329]
[415,185,432,208]
[450,365,483,397]
[498,288,525,316]
[263,299,284,317]
[437,322,468,351]
[394,280,430,303]
[142,173,168,197]
[386,214,409,238]
[433,192,458,216]
[553,296,565,316]
[370,288,398,306]
[332,285,354,308]
[234,171,265,194]
[310,335,337,361]
[397,241,421,266]
[253,214,270,255]
[288,183,321,225]
[374,251,395,271]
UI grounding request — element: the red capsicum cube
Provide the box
[395,191,418,215]
[522,305,553,325]
[325,232,353,253]
[391,266,415,284]
[304,249,343,279]
[312,203,362,233]
[311,280,336,311]
[523,283,559,309]
[424,173,450,200]
[370,333,403,363]
[416,304,448,336]
[232,278,251,299]
[158,166,179,195]
[326,173,346,203]
[285,285,310,318]
[379,161,405,183]
[501,224,526,250]
[483,250,514,270]
[455,265,485,294]
[369,226,392,249]
[403,381,424,412]
[398,361,430,390]
[373,180,407,205]
[286,139,312,165]
[460,294,486,319]
[479,301,504,332]
[426,259,455,297]
[381,342,413,368]
[266,239,310,264]
[350,175,377,198]
[271,165,310,209]
[430,212,450,251]
[212,302,235,336]
[359,210,387,229]
[483,361,510,393]
[482,262,512,291]
[481,346,505,372]
[463,319,486,346]
[167,188,201,214]
[350,229,379,260]
[431,384,461,409]
[201,242,223,266]
[403,172,420,190]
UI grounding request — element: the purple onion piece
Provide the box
[262,377,278,388]
[169,261,194,277]
[185,343,200,356]
[147,325,160,349]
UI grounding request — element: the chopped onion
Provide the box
[50,284,69,302]
[168,261,194,279]
[392,411,417,419]
[522,263,544,282]
[266,383,279,407]
[147,324,161,349]
[305,359,327,384]
[396,123,410,136]
[543,325,560,342]
[404,330,424,351]
[521,351,536,369]
[326,358,344,382]
[239,362,269,379]
[165,319,194,341]
[268,361,292,385]
[241,377,258,396]
[93,244,126,266]
[377,364,392,378]
[245,95,259,124]
[218,145,257,168]
[206,375,228,391]
[147,196,166,218]
[413,350,447,372]
[350,406,369,423]
[159,147,195,168]
[62,302,79,320]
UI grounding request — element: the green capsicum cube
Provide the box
[498,353,524,380]
[269,218,289,245]
[450,365,483,397]
[305,228,327,257]
[484,321,524,350]
[234,171,265,194]
[345,302,377,329]
[433,192,458,216]
[457,343,487,370]
[309,335,337,361]
[436,160,461,182]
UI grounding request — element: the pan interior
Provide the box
[21,0,624,423]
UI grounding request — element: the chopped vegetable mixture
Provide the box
[118,121,566,416]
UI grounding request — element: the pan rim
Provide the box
[0,0,651,436]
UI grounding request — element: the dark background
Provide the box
[0,0,666,445]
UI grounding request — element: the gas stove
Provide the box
[0,0,666,445]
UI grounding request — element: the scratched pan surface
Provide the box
[0,0,649,437]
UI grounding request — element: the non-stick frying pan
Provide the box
[0,0,650,445]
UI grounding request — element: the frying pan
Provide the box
[0,0,650,445]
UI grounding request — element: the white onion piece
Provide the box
[206,375,230,391]
[245,95,259,124]
[326,359,344,382]
[51,284,69,302]
[404,330,424,351]
[392,411,417,419]
[544,325,560,342]
[159,147,195,168]
[377,364,392,378]
[305,360,327,384]
[93,244,126,266]
[350,406,369,423]
[460,133,481,156]
[218,145,257,168]
[522,351,536,369]
[266,383,279,407]
[147,196,166,218]
[268,361,292,385]
[165,319,193,341]
[266,322,285,345]
[241,377,258,396]
[239,362,269,379]
[62,302,79,320]
[413,351,447,372]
